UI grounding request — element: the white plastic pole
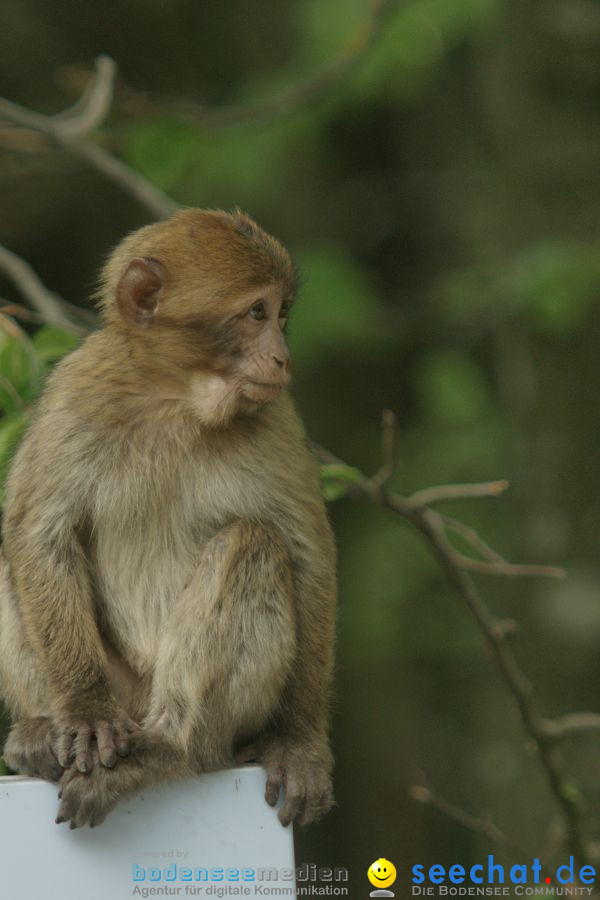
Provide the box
[0,765,296,900]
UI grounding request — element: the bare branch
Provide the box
[51,55,117,139]
[0,2,401,214]
[441,514,507,564]
[315,416,592,866]
[406,480,510,509]
[393,502,589,864]
[543,714,600,742]
[450,553,566,579]
[410,785,529,857]
[0,58,176,219]
[372,408,399,489]
[124,0,403,130]
[69,139,176,218]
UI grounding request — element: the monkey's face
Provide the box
[109,209,298,424]
[225,284,292,405]
[183,283,293,425]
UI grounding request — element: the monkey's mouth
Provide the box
[242,381,284,403]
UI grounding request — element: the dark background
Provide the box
[2,0,600,895]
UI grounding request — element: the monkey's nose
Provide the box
[272,354,286,369]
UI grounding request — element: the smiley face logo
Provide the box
[368,858,397,889]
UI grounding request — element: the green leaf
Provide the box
[322,481,348,502]
[0,339,37,413]
[32,326,80,364]
[0,412,28,504]
[320,463,362,483]
[0,757,8,776]
[320,463,362,502]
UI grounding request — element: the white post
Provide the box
[0,765,296,899]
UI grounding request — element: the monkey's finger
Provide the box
[73,726,93,774]
[96,722,117,768]
[298,786,333,827]
[265,768,283,807]
[56,793,76,826]
[278,774,305,827]
[55,730,75,769]
[114,722,134,757]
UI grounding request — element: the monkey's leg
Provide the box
[3,719,64,782]
[146,519,296,762]
[56,520,296,828]
[0,551,64,781]
[0,547,143,780]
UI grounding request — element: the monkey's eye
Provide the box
[279,303,290,320]
[249,302,266,321]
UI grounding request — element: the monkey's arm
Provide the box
[2,403,136,771]
[239,427,337,826]
[253,588,335,827]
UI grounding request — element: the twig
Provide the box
[410,785,529,857]
[69,139,176,218]
[406,480,509,509]
[124,0,402,130]
[441,514,507,564]
[543,714,600,742]
[0,59,176,219]
[449,553,565,579]
[0,245,80,331]
[435,512,565,578]
[372,408,399,489]
[0,302,95,332]
[51,55,117,140]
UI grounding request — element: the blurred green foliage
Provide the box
[0,325,80,501]
[2,0,600,890]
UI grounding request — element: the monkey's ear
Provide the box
[116,257,165,326]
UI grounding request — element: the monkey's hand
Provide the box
[54,709,140,774]
[237,735,334,827]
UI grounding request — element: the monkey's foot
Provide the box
[237,735,334,827]
[55,730,184,828]
[56,761,120,828]
[4,717,64,782]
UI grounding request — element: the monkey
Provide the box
[0,208,336,830]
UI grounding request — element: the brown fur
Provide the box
[0,208,336,828]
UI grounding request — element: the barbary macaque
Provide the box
[0,208,336,829]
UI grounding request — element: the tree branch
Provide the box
[315,417,591,866]
[543,714,600,742]
[0,58,176,219]
[406,480,510,509]
[0,3,402,216]
[410,784,529,857]
[52,55,117,139]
